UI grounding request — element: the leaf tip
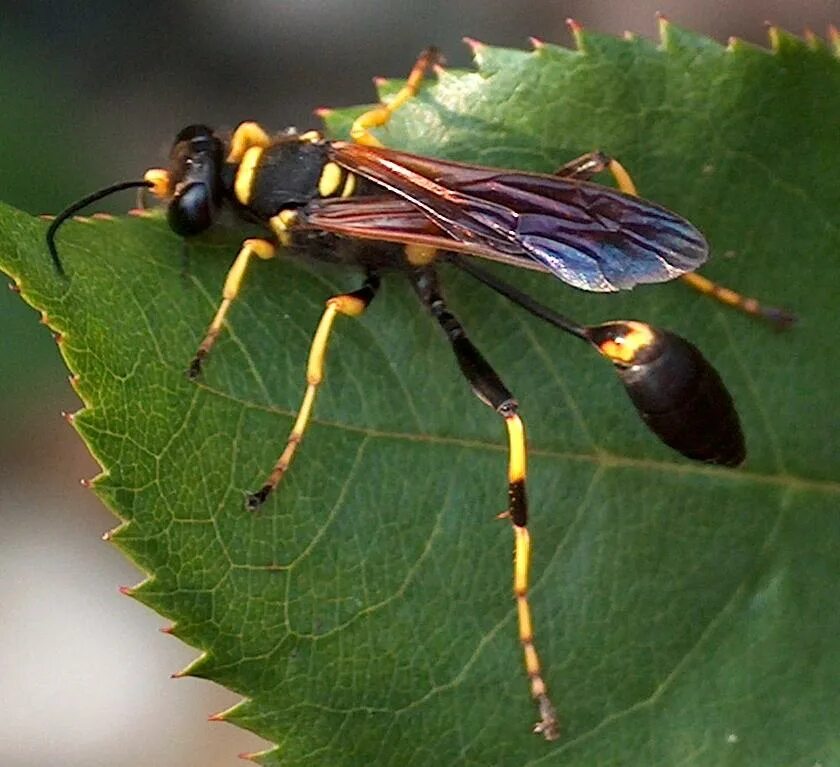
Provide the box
[8,280,20,294]
[79,476,94,489]
[529,36,545,51]
[432,61,448,78]
[656,12,671,45]
[118,584,135,597]
[766,22,783,52]
[61,409,76,425]
[238,751,262,763]
[313,106,333,119]
[802,27,830,52]
[102,520,128,543]
[127,208,154,218]
[159,624,176,635]
[462,36,486,58]
[766,24,811,55]
[829,24,840,55]
[208,700,247,723]
[565,18,585,50]
[172,651,211,679]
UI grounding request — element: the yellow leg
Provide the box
[350,48,440,146]
[506,413,560,741]
[678,272,795,327]
[246,275,380,509]
[601,159,796,328]
[188,238,275,379]
[411,264,558,739]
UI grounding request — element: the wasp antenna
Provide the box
[45,179,154,277]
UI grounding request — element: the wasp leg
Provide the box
[350,47,441,146]
[676,272,795,327]
[188,238,276,380]
[554,150,638,194]
[556,152,795,327]
[410,264,560,742]
[246,273,380,509]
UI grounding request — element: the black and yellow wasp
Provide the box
[47,48,789,741]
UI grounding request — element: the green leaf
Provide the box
[2,22,839,765]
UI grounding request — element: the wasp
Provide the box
[46,48,789,741]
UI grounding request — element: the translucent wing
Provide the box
[316,142,708,292]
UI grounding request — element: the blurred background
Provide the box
[1,2,836,765]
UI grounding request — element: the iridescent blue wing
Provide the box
[320,142,708,292]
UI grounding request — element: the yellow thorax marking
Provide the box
[341,172,357,198]
[235,146,264,205]
[269,209,299,246]
[227,122,270,164]
[318,162,343,197]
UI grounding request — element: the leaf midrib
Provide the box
[182,378,837,496]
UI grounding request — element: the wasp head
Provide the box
[144,124,225,237]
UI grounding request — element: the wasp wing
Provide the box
[324,142,708,292]
[301,195,550,273]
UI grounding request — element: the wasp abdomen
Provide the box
[588,322,746,467]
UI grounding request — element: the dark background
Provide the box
[1,2,836,765]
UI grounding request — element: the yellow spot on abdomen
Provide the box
[598,321,655,364]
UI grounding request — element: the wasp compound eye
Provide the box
[173,123,216,146]
[168,183,213,236]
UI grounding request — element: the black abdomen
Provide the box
[587,322,745,467]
